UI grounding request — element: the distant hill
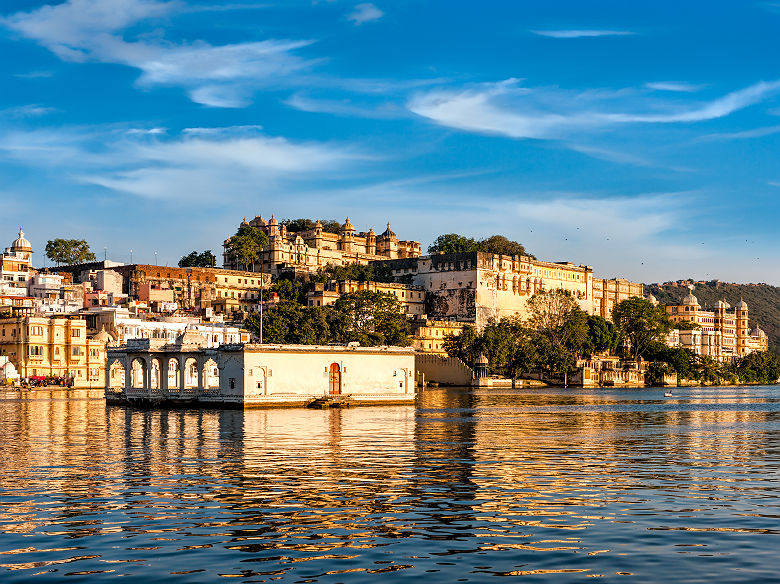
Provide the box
[646,281,780,354]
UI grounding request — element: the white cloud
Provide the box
[531,29,634,38]
[347,3,384,25]
[409,79,780,140]
[645,81,703,92]
[0,125,362,201]
[285,93,405,118]
[697,124,780,142]
[2,0,314,107]
[1,104,57,118]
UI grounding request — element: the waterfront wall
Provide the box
[415,353,473,386]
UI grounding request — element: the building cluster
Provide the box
[658,289,768,360]
[0,213,772,388]
[0,229,252,385]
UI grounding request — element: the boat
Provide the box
[664,392,673,397]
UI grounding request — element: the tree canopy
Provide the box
[313,262,395,284]
[282,218,341,234]
[612,297,673,361]
[45,239,96,266]
[243,289,410,347]
[428,233,532,258]
[178,250,216,268]
[225,225,268,272]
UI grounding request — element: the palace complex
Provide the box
[223,215,421,278]
[662,290,768,360]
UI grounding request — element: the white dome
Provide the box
[682,292,699,306]
[10,227,32,252]
[736,299,748,310]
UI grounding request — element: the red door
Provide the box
[328,363,341,395]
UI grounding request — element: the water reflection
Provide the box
[0,386,779,582]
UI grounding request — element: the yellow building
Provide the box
[224,215,421,277]
[664,292,768,360]
[0,316,106,387]
[410,319,465,354]
[592,278,644,320]
[306,280,426,317]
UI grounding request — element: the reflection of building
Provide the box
[306,279,425,316]
[0,316,106,386]
[223,215,421,277]
[1,228,33,297]
[107,341,415,407]
[664,291,768,360]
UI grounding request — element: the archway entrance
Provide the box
[328,363,341,395]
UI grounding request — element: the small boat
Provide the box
[664,392,673,398]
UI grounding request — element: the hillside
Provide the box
[647,282,780,354]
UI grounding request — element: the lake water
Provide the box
[1,386,779,582]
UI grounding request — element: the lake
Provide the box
[1,385,778,582]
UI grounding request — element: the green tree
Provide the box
[479,235,529,257]
[527,289,589,385]
[734,351,780,384]
[225,225,268,271]
[584,315,619,356]
[178,250,216,268]
[332,290,410,346]
[428,233,480,254]
[45,239,97,266]
[443,324,482,366]
[612,297,673,361]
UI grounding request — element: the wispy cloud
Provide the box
[347,3,384,25]
[697,124,780,142]
[0,125,363,201]
[645,81,703,92]
[1,104,57,118]
[409,78,780,140]
[531,29,634,38]
[2,0,314,107]
[285,93,404,118]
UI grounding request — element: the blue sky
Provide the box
[2,1,780,284]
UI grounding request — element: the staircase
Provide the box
[306,395,353,409]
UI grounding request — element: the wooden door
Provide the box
[328,363,341,395]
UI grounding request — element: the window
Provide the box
[72,347,82,357]
[71,329,81,338]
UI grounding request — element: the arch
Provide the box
[167,357,181,390]
[130,357,146,389]
[328,363,341,395]
[109,360,126,389]
[202,358,219,390]
[184,357,199,389]
[150,357,162,390]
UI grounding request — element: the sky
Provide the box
[1,0,780,284]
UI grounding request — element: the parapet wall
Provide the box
[415,353,473,386]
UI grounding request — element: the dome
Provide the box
[368,227,376,236]
[341,217,355,231]
[11,227,32,252]
[381,221,396,238]
[681,292,699,306]
[736,299,748,310]
[646,293,658,305]
[241,217,249,226]
[753,325,767,338]
[268,214,278,226]
[93,328,114,343]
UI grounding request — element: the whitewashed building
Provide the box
[106,339,415,408]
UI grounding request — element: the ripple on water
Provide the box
[0,387,779,582]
